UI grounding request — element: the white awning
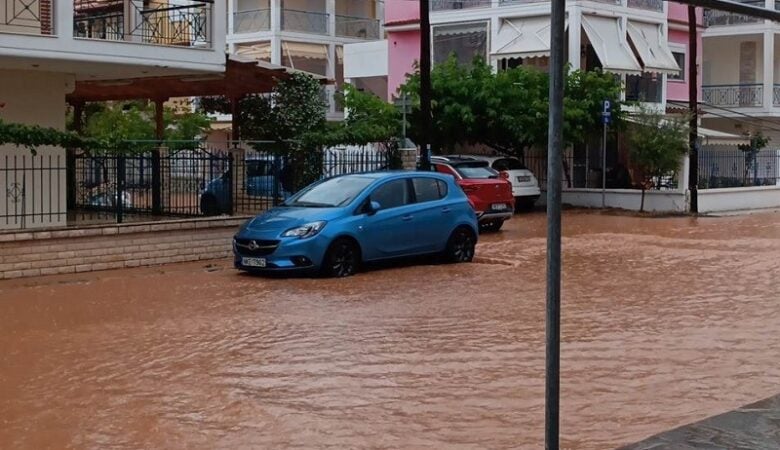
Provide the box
[492,16,566,59]
[698,126,750,146]
[581,15,642,75]
[235,42,272,61]
[282,41,328,60]
[626,115,749,146]
[433,23,487,37]
[627,21,681,75]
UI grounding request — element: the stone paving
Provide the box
[619,394,780,450]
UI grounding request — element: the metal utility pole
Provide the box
[688,5,699,213]
[419,0,432,171]
[546,0,565,447]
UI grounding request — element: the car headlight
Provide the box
[282,221,327,239]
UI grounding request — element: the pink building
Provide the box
[384,1,420,100]
[666,3,704,107]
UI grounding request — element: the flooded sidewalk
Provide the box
[1,210,779,449]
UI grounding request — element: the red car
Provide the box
[431,156,515,232]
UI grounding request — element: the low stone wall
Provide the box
[540,189,689,213]
[698,186,780,213]
[0,216,250,280]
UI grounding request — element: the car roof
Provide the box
[431,155,479,162]
[331,171,451,181]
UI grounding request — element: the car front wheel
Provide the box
[322,238,360,277]
[444,227,476,263]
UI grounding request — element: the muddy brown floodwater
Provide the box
[2,210,780,449]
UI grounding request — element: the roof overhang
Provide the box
[67,54,329,103]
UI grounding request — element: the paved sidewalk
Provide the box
[619,394,780,450]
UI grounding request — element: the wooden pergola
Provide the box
[66,55,329,140]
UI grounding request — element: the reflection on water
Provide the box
[1,211,779,449]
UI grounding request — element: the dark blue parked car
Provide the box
[233,171,478,277]
[200,155,291,215]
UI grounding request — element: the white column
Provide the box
[213,0,228,51]
[764,30,774,109]
[271,0,282,65]
[375,0,384,36]
[227,0,235,38]
[567,7,581,70]
[327,0,336,37]
[328,43,336,114]
[271,0,281,32]
[57,0,74,40]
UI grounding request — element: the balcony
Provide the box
[233,8,270,33]
[627,0,663,12]
[281,8,328,34]
[73,0,213,48]
[773,84,780,106]
[704,0,764,26]
[1,0,53,35]
[702,84,763,107]
[335,15,378,39]
[431,0,490,12]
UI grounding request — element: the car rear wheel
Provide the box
[445,227,476,263]
[200,195,220,216]
[322,238,360,278]
[480,220,505,232]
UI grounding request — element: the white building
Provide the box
[1,0,226,229]
[226,0,384,119]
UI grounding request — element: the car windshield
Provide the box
[286,176,374,207]
[454,162,499,179]
[493,158,526,171]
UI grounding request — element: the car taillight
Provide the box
[500,171,510,180]
[461,185,479,193]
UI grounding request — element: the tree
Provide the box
[73,101,212,152]
[200,74,403,190]
[398,57,625,160]
[738,131,770,186]
[627,108,689,212]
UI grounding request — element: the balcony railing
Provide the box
[281,9,328,34]
[233,8,270,33]
[773,84,780,106]
[335,15,378,39]
[1,0,54,35]
[627,0,663,12]
[702,84,763,107]
[431,0,490,11]
[704,0,764,26]
[73,0,212,47]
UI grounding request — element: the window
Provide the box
[413,178,448,203]
[453,162,499,179]
[371,179,411,210]
[432,22,488,66]
[492,158,526,171]
[669,51,685,81]
[288,175,374,207]
[625,72,662,103]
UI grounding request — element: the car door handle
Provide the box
[402,215,413,221]
[441,207,451,214]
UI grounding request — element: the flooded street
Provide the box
[1,210,780,449]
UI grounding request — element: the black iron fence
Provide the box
[2,142,398,229]
[699,148,780,189]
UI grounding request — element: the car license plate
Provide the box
[492,203,508,211]
[242,257,266,268]
[517,175,531,182]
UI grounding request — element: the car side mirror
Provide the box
[367,201,381,216]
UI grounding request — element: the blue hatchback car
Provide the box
[233,171,479,277]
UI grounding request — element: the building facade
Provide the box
[1,0,227,229]
[226,0,384,118]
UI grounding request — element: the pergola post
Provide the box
[230,96,242,144]
[66,102,84,210]
[152,98,166,215]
